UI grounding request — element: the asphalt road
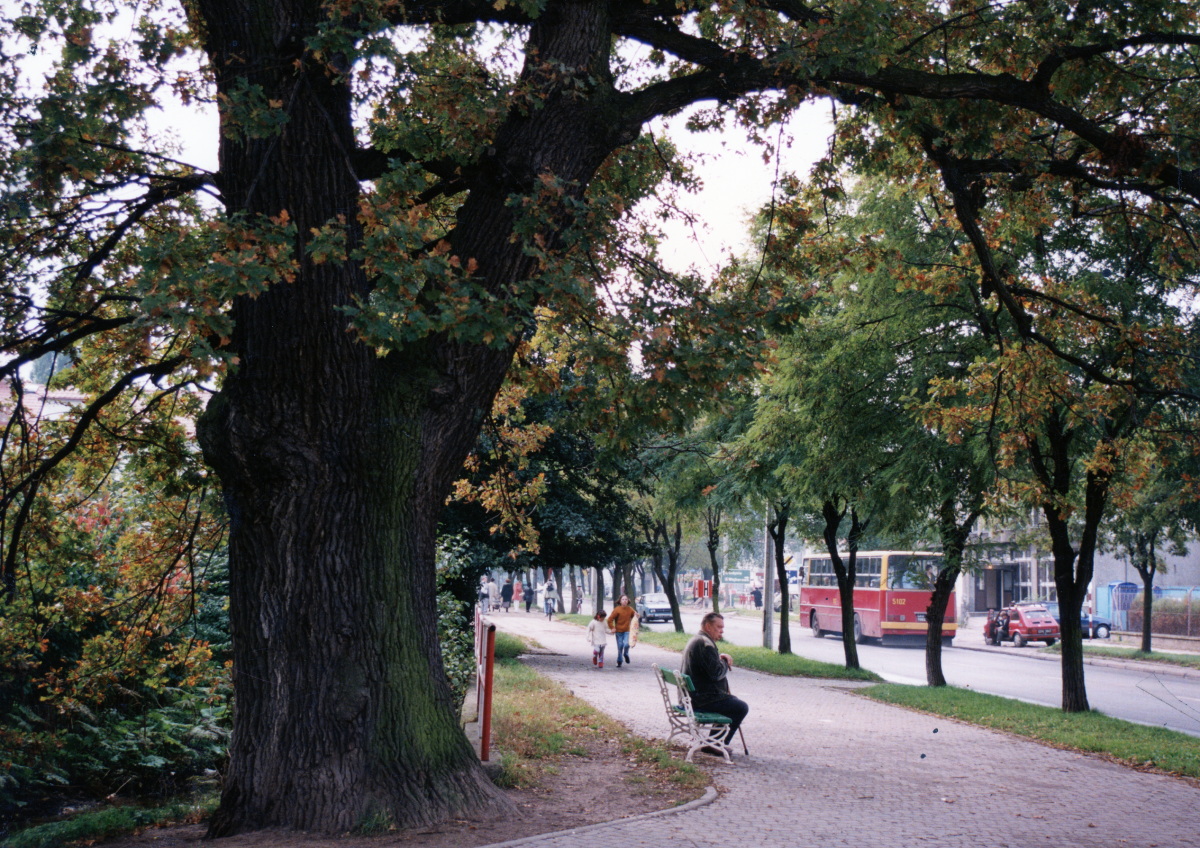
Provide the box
[641,606,1200,737]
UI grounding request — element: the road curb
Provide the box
[954,640,1200,680]
[475,786,721,848]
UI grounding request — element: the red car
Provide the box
[983,603,1060,647]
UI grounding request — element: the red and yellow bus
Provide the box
[798,551,956,646]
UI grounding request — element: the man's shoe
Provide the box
[699,746,726,756]
[598,661,603,668]
[616,662,622,668]
[592,654,597,665]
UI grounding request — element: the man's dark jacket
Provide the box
[681,631,728,706]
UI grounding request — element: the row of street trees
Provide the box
[4,0,1200,834]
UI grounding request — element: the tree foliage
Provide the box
[0,399,230,818]
[4,0,1200,831]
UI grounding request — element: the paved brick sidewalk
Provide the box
[485,611,1199,848]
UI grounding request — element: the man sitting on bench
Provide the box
[682,612,749,751]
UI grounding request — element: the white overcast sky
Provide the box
[648,104,834,273]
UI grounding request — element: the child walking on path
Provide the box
[586,610,609,669]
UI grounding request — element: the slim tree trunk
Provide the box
[924,569,955,687]
[769,502,792,654]
[1129,534,1157,653]
[1045,505,1088,712]
[926,499,981,687]
[820,500,860,670]
[1137,565,1155,653]
[706,507,722,615]
[650,520,685,633]
[1026,413,1110,713]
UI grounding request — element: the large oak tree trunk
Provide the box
[193,19,512,833]
[193,0,636,833]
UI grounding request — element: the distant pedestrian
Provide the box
[488,577,500,612]
[543,577,558,620]
[501,577,514,612]
[478,575,490,613]
[587,610,609,668]
[514,580,524,608]
[606,594,637,667]
[751,585,762,610]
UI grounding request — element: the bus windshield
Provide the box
[886,555,942,590]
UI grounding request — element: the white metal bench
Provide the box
[652,663,733,763]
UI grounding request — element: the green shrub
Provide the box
[0,546,231,823]
[5,795,218,848]
[437,590,475,707]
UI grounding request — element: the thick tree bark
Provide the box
[193,27,513,836]
[193,0,640,833]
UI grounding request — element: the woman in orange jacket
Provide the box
[606,595,638,667]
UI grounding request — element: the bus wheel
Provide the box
[853,614,866,644]
[811,611,825,638]
[1013,632,1026,648]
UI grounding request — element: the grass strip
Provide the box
[489,650,708,796]
[862,683,1200,780]
[559,613,880,682]
[1041,641,1200,671]
[6,795,219,848]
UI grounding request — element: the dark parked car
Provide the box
[983,603,1060,647]
[636,592,673,623]
[1043,602,1112,639]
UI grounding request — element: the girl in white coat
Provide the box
[586,611,610,668]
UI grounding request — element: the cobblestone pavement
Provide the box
[484,611,1200,848]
